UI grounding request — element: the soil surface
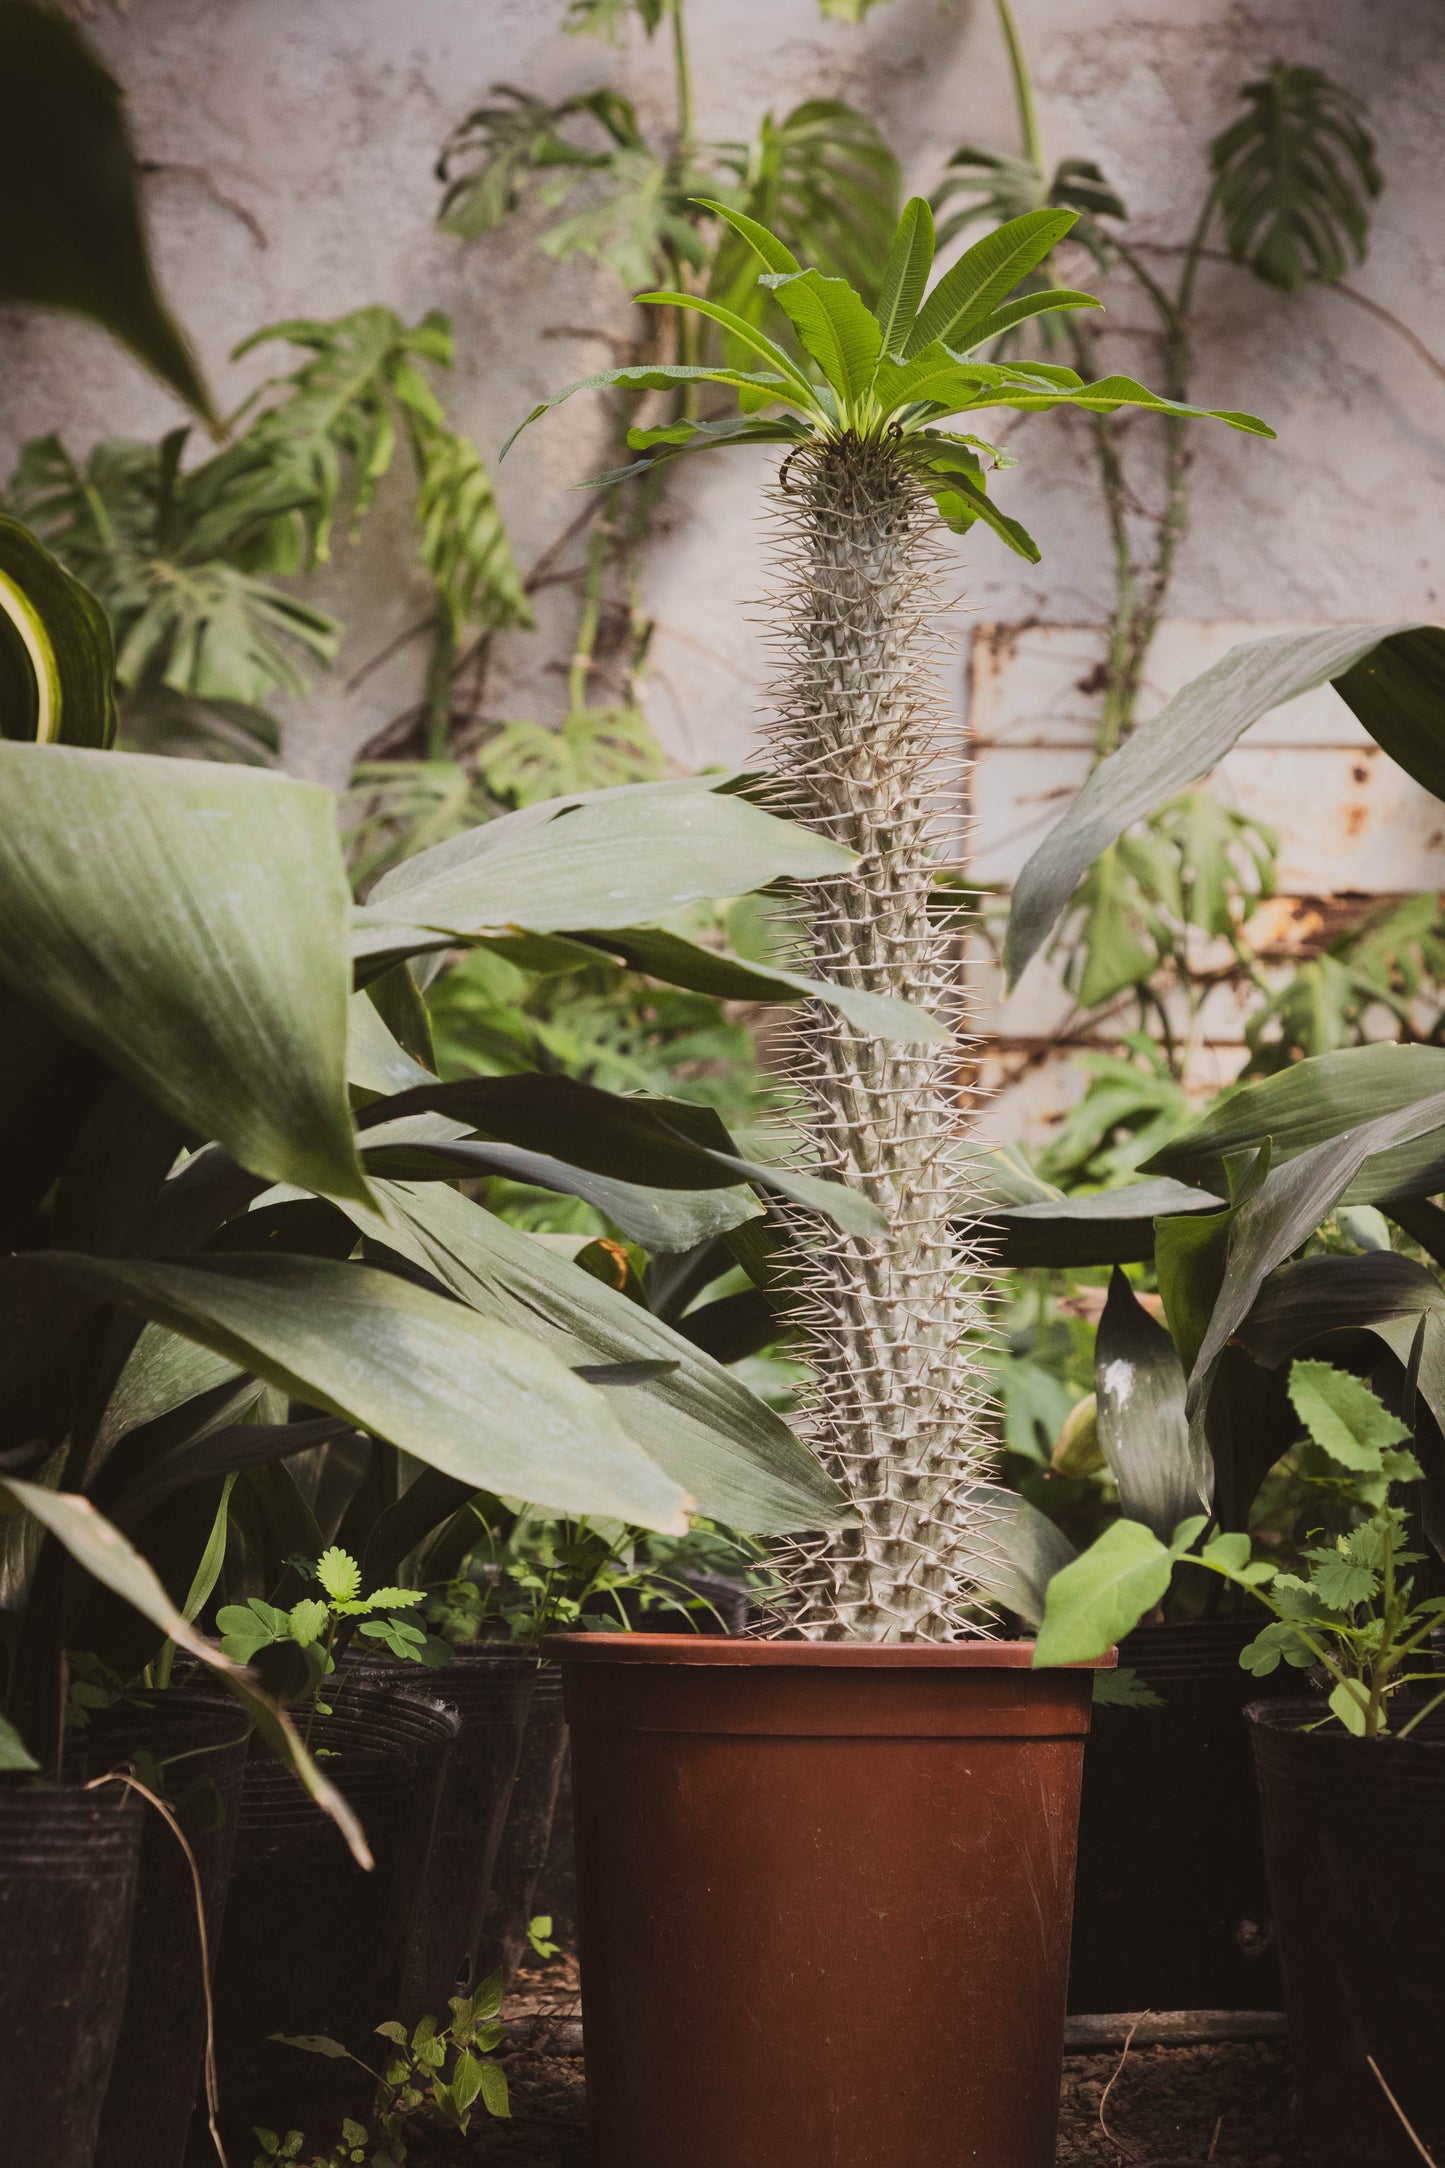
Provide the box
[399,1960,1314,2168]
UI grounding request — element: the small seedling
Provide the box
[218,1547,449,1717]
[254,1975,511,2167]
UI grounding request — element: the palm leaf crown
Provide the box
[506,196,1273,562]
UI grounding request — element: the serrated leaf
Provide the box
[287,1597,330,1649]
[1303,1543,1379,1609]
[1288,1358,1410,1472]
[362,1585,424,1610]
[316,1545,362,1604]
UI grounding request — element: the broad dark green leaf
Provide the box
[0,744,369,1202]
[94,1324,248,1459]
[1033,1515,1181,1666]
[1006,624,1439,986]
[2,1475,366,1860]
[1333,627,1445,802]
[356,1112,762,1254]
[356,777,854,954]
[1238,1251,1445,1370]
[560,925,947,1044]
[0,4,215,423]
[0,515,116,747]
[29,1249,692,1533]
[1095,1269,1198,1537]
[981,1177,1224,1268]
[1212,64,1380,293]
[1147,1046,1445,1203]
[1188,1093,1445,1411]
[337,1180,849,1536]
[954,1480,1076,1629]
[356,1075,885,1237]
[1155,1205,1233,1375]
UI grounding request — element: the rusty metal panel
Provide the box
[962,623,1443,1147]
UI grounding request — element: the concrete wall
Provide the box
[4,2,1444,1138]
[4,0,1442,779]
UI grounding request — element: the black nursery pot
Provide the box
[349,1645,536,2011]
[210,1683,457,2150]
[1068,1618,1289,2014]
[1250,1698,1445,2167]
[0,1781,144,2168]
[477,1658,569,1982]
[66,1688,251,2168]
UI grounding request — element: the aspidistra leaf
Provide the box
[0,744,369,1203]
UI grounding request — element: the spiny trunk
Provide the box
[763,435,997,1642]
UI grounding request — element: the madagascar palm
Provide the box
[511,197,1270,1639]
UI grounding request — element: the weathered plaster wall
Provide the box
[3,0,1442,793]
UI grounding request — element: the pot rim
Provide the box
[540,1631,1114,1670]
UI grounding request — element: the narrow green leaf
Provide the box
[954,288,1101,349]
[759,268,881,402]
[0,744,369,1202]
[29,1249,693,1534]
[921,462,1040,561]
[1005,623,1435,987]
[497,362,796,459]
[905,206,1078,356]
[874,196,935,356]
[633,291,820,401]
[690,196,800,277]
[562,924,949,1043]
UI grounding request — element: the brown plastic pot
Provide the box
[546,1634,1105,2168]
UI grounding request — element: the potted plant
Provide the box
[509,194,1267,2165]
[1040,1351,1445,2165]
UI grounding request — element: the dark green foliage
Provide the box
[0,0,215,422]
[6,308,529,762]
[1211,63,1382,293]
